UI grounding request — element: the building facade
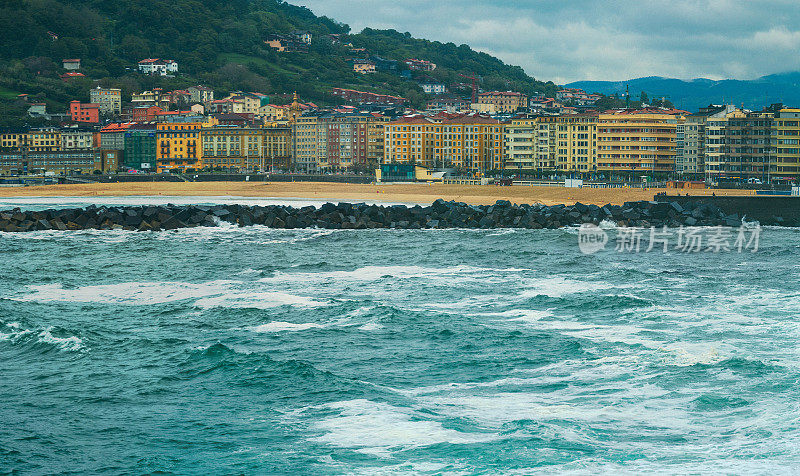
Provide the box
[60,129,94,150]
[596,110,680,177]
[138,59,178,76]
[476,91,528,113]
[69,101,100,123]
[124,127,157,171]
[0,150,117,175]
[156,122,203,172]
[89,87,122,115]
[384,113,502,172]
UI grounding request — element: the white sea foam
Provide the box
[15,281,235,305]
[249,321,324,332]
[309,399,498,457]
[37,327,85,352]
[358,322,384,331]
[517,276,619,299]
[195,291,328,309]
[0,323,84,352]
[261,265,529,285]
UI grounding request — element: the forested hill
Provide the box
[0,0,557,113]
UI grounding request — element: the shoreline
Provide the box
[0,182,754,206]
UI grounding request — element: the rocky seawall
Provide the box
[0,199,775,233]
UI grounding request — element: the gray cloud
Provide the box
[293,0,800,83]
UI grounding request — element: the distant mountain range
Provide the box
[567,73,800,112]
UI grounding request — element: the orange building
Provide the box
[69,101,100,123]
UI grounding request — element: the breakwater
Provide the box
[656,195,800,226]
[0,198,766,232]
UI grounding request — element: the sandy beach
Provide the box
[0,181,752,206]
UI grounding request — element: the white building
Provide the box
[419,80,446,95]
[138,59,178,76]
[60,129,94,150]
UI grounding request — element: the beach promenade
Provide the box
[0,182,753,206]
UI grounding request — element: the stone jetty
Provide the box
[0,199,777,233]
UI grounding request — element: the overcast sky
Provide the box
[294,0,800,84]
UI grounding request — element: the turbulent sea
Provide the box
[2,197,800,474]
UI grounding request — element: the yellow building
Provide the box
[597,109,680,177]
[533,116,558,172]
[476,91,528,113]
[773,108,800,178]
[383,115,440,167]
[156,122,203,172]
[260,104,289,123]
[556,113,598,173]
[0,133,23,150]
[384,113,503,172]
[353,60,376,74]
[21,129,61,152]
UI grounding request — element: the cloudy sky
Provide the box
[295,0,800,84]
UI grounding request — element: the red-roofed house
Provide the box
[60,72,85,82]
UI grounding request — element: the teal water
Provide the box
[2,199,800,474]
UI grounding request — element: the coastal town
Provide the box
[3,56,800,185]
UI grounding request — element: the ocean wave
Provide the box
[248,321,325,332]
[0,322,85,352]
[260,264,528,285]
[14,281,235,305]
[14,281,327,311]
[195,291,328,310]
[307,399,498,457]
[36,327,85,352]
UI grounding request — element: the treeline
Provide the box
[0,0,557,121]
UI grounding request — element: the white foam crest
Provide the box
[517,276,619,299]
[657,343,725,366]
[37,327,85,352]
[482,309,554,322]
[309,399,498,456]
[15,281,235,305]
[260,265,529,285]
[248,321,324,332]
[195,291,328,310]
[357,322,384,331]
[0,322,32,341]
[0,323,84,352]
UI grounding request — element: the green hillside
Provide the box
[0,0,557,123]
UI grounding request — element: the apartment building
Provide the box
[89,87,122,115]
[773,108,800,179]
[292,112,387,172]
[596,109,681,177]
[60,129,94,150]
[156,122,203,172]
[69,101,100,123]
[556,113,598,173]
[384,113,503,172]
[503,116,536,172]
[476,91,528,113]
